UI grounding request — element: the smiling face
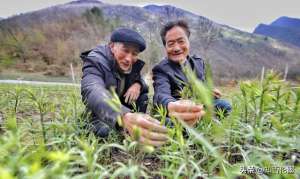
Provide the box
[110,42,139,73]
[164,26,190,64]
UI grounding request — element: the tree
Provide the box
[0,26,29,63]
[196,18,220,60]
[83,7,107,36]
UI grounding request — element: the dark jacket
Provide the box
[80,45,148,129]
[152,55,205,108]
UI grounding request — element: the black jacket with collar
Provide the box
[152,55,205,108]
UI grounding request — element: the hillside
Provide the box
[271,16,300,29]
[0,0,300,82]
[254,16,300,48]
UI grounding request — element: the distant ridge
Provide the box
[254,16,300,47]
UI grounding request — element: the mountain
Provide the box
[254,16,300,48]
[271,16,300,29]
[144,4,200,20]
[0,0,300,82]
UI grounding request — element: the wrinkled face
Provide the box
[164,26,190,64]
[110,42,139,73]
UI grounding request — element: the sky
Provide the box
[0,0,299,32]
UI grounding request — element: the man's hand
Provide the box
[122,113,168,147]
[167,100,205,127]
[213,88,222,99]
[124,83,141,104]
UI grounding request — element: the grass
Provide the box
[0,71,299,178]
[0,70,78,83]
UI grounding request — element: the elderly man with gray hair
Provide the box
[81,28,168,146]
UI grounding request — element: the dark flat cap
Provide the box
[110,28,146,52]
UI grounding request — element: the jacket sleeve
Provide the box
[152,65,176,109]
[81,58,130,130]
[134,75,149,94]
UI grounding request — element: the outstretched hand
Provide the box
[124,83,141,104]
[122,113,168,147]
[167,100,205,127]
[213,88,222,99]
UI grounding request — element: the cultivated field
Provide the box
[0,71,299,178]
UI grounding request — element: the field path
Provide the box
[0,80,80,86]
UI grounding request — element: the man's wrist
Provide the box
[134,82,142,89]
[122,112,133,121]
[167,101,175,112]
[119,112,133,130]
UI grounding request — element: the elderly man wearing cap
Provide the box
[81,28,168,146]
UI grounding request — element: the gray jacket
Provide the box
[80,45,148,129]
